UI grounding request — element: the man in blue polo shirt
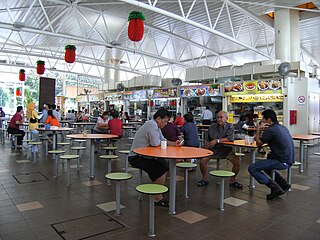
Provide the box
[248,109,294,200]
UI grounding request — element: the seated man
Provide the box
[198,111,242,188]
[128,108,181,207]
[7,106,25,149]
[248,109,294,200]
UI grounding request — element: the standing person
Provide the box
[173,113,184,127]
[180,113,199,147]
[107,111,123,147]
[51,104,61,122]
[128,108,182,207]
[122,112,130,122]
[41,103,50,122]
[93,107,100,119]
[93,111,109,152]
[0,107,5,117]
[198,111,242,188]
[26,102,41,153]
[7,106,25,149]
[201,106,213,125]
[161,116,181,142]
[248,109,294,200]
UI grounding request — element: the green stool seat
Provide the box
[105,173,133,215]
[48,150,66,177]
[28,141,42,145]
[210,170,235,210]
[136,184,168,237]
[100,155,119,185]
[103,146,118,150]
[57,142,71,146]
[235,152,245,157]
[71,146,86,171]
[70,146,86,150]
[177,162,197,198]
[60,155,79,186]
[119,150,130,173]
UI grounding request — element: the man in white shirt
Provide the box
[201,106,213,125]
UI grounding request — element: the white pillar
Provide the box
[104,48,112,84]
[114,49,123,84]
[274,9,291,62]
[290,10,300,62]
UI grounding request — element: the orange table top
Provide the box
[310,132,320,136]
[223,140,259,148]
[66,133,118,139]
[71,122,96,125]
[133,146,213,159]
[291,134,320,141]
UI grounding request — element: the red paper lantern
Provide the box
[150,100,154,107]
[65,45,76,63]
[36,60,45,75]
[19,69,25,81]
[16,88,21,96]
[128,11,145,42]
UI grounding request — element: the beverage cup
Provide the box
[161,140,167,149]
[83,130,87,137]
[245,135,250,145]
[249,136,254,144]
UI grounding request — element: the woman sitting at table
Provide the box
[107,111,123,147]
[27,102,41,152]
[45,110,60,127]
[93,111,109,152]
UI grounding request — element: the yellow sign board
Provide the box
[230,94,283,103]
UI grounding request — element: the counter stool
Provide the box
[287,161,301,191]
[73,139,86,147]
[118,150,130,173]
[70,146,86,171]
[136,184,168,237]
[59,154,79,187]
[40,136,49,155]
[57,142,71,153]
[105,172,133,215]
[176,162,197,198]
[103,146,118,155]
[99,155,119,185]
[209,170,235,210]
[48,150,66,177]
[28,142,42,163]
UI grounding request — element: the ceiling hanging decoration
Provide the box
[36,60,45,75]
[149,100,154,107]
[16,88,21,96]
[128,11,145,42]
[19,69,25,81]
[65,45,76,63]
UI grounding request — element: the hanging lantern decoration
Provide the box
[128,11,145,42]
[150,100,154,107]
[65,45,77,63]
[19,69,25,81]
[16,88,21,96]
[36,60,45,75]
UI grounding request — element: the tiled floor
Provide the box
[1,137,320,240]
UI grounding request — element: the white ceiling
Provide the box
[0,0,319,81]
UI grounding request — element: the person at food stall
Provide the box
[122,112,130,122]
[198,111,242,188]
[93,111,109,152]
[7,106,25,149]
[248,109,294,200]
[173,113,184,127]
[41,103,50,123]
[93,107,100,118]
[107,111,123,147]
[128,108,182,207]
[201,106,213,125]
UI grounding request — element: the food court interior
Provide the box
[0,1,320,240]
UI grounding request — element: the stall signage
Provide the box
[105,93,122,101]
[148,88,177,98]
[76,95,88,103]
[180,84,221,98]
[123,90,146,100]
[230,94,283,103]
[89,94,103,102]
[224,80,282,96]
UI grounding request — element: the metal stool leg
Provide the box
[115,181,121,216]
[55,155,60,178]
[137,169,143,200]
[148,195,156,237]
[184,169,189,198]
[125,154,129,173]
[219,178,225,211]
[66,159,71,187]
[107,160,111,185]
[287,166,292,192]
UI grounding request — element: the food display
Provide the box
[245,82,256,91]
[224,80,282,96]
[183,88,194,97]
[225,83,244,92]
[269,80,281,90]
[258,81,268,91]
[180,84,221,98]
[195,88,206,96]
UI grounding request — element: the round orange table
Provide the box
[134,146,213,214]
[67,134,118,179]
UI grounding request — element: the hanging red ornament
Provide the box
[36,60,45,75]
[128,11,145,42]
[150,100,154,107]
[173,99,177,106]
[65,45,76,63]
[16,88,21,96]
[19,69,25,81]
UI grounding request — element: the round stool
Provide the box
[176,162,197,198]
[103,146,118,155]
[105,172,133,215]
[48,150,66,177]
[59,155,79,186]
[28,142,42,163]
[118,150,130,173]
[209,170,235,210]
[57,142,71,152]
[136,184,168,237]
[10,133,23,149]
[73,139,87,147]
[99,155,119,185]
[70,146,86,171]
